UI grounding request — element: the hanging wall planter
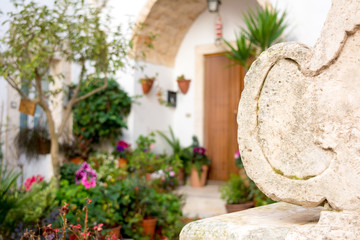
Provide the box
[176,74,191,94]
[140,74,158,94]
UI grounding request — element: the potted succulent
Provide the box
[176,74,191,94]
[140,74,157,94]
[219,174,254,213]
[186,136,211,187]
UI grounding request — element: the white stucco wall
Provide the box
[173,0,260,146]
[268,0,331,46]
[172,0,331,147]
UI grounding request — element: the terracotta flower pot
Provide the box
[190,165,209,188]
[238,168,250,187]
[70,157,83,164]
[118,158,128,169]
[141,78,155,94]
[225,201,254,213]
[177,79,191,94]
[145,172,153,181]
[142,217,157,240]
[107,225,122,239]
[177,168,185,185]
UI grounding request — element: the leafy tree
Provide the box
[0,0,131,180]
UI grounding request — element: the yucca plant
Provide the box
[223,33,255,69]
[242,6,287,52]
[224,6,288,68]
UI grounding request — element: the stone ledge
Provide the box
[180,202,322,240]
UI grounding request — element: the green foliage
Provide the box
[156,126,185,172]
[224,34,254,68]
[136,132,156,152]
[0,0,129,89]
[127,133,163,176]
[60,135,92,160]
[73,78,132,143]
[7,180,58,226]
[0,0,134,178]
[219,174,252,204]
[243,6,287,52]
[88,152,127,184]
[56,180,120,227]
[157,127,181,156]
[0,163,56,238]
[0,142,3,161]
[151,192,185,239]
[224,6,288,68]
[249,180,276,207]
[60,162,80,184]
[0,162,22,226]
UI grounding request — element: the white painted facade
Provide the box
[0,0,332,179]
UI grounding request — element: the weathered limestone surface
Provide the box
[180,202,360,240]
[181,1,360,239]
[238,0,360,211]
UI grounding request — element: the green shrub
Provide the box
[219,174,252,204]
[73,78,132,143]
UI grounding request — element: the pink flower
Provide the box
[93,223,103,231]
[169,171,175,177]
[24,175,45,191]
[234,150,241,159]
[80,232,90,237]
[150,143,155,149]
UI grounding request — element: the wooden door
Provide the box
[204,54,246,181]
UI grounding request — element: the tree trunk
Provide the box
[43,106,60,182]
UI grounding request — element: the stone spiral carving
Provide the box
[237,0,360,211]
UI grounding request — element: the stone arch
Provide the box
[132,0,268,67]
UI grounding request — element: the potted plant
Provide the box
[128,133,162,179]
[186,136,211,187]
[14,125,51,159]
[60,135,92,164]
[234,150,250,187]
[157,126,186,185]
[176,74,191,94]
[223,6,288,68]
[219,174,254,213]
[113,140,131,168]
[140,74,157,94]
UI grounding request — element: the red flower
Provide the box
[61,202,69,214]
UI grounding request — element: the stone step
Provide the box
[175,181,227,219]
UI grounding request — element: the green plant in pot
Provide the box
[128,133,162,178]
[224,5,288,69]
[60,135,92,163]
[139,74,158,94]
[219,174,254,213]
[157,126,186,185]
[14,124,51,159]
[185,136,211,188]
[176,74,191,94]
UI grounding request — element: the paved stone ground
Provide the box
[175,180,226,219]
